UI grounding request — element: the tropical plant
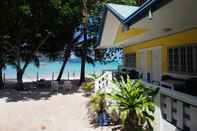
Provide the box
[108,77,157,131]
[88,91,107,124]
[81,82,94,92]
[81,73,100,92]
[89,73,100,80]
[89,91,106,112]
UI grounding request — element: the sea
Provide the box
[4,57,122,82]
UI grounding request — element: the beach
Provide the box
[4,60,121,82]
[0,88,112,131]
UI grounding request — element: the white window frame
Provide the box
[168,44,197,75]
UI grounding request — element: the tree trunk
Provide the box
[16,62,29,90]
[0,65,4,89]
[124,110,138,131]
[79,15,88,85]
[79,49,86,85]
[56,58,68,81]
[16,68,24,90]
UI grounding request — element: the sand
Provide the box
[0,90,111,131]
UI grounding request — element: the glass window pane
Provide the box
[187,46,193,73]
[125,53,136,68]
[180,47,186,72]
[168,48,173,71]
[174,48,179,72]
[195,46,197,73]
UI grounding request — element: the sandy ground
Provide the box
[0,90,111,131]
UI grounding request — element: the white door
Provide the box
[151,47,162,82]
[140,49,147,80]
[140,49,146,71]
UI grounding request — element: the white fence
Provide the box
[94,71,114,93]
[95,71,197,131]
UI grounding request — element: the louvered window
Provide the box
[168,45,197,74]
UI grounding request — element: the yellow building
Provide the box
[99,0,197,84]
[98,1,197,131]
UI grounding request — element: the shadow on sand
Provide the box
[0,80,80,103]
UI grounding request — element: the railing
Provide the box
[94,70,114,92]
[95,70,197,131]
[143,81,197,131]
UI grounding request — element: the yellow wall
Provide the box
[114,25,148,44]
[123,28,197,73]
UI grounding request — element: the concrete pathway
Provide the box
[0,91,111,131]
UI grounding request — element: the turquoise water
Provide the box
[4,59,121,81]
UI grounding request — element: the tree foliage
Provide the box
[0,0,82,88]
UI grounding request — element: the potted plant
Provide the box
[88,91,108,126]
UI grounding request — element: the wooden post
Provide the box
[52,72,54,81]
[3,73,5,87]
[67,72,69,80]
[37,72,39,82]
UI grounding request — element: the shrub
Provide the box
[87,91,107,125]
[89,91,106,112]
[108,77,158,131]
[81,73,100,92]
[81,82,94,92]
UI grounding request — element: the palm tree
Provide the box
[40,1,82,82]
[56,27,82,81]
[109,78,158,131]
[74,36,96,84]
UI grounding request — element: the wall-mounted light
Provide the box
[122,25,129,32]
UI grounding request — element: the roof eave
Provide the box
[106,4,125,22]
[123,0,173,26]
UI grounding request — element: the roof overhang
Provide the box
[98,0,197,49]
[123,0,172,26]
[97,11,121,48]
[97,4,139,49]
[119,0,197,47]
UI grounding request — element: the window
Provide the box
[195,46,197,72]
[180,47,186,72]
[168,44,197,74]
[187,46,193,73]
[168,48,173,71]
[125,53,136,68]
[173,48,179,71]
